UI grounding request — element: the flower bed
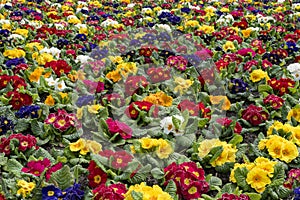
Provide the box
[0,0,300,199]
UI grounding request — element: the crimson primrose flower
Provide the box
[178,99,199,116]
[87,160,107,188]
[0,133,37,155]
[111,150,133,170]
[268,78,295,96]
[106,118,132,139]
[217,193,250,200]
[93,183,127,200]
[124,76,148,96]
[125,101,154,119]
[166,55,188,71]
[263,94,284,110]
[241,104,269,126]
[21,158,51,177]
[6,90,33,110]
[45,60,72,77]
[147,67,171,83]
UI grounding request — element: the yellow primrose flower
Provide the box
[25,42,44,51]
[106,70,122,82]
[76,107,84,119]
[2,23,11,30]
[29,67,44,82]
[198,138,222,158]
[209,95,231,110]
[87,104,103,114]
[3,49,26,59]
[32,52,54,65]
[16,180,36,198]
[13,28,29,37]
[44,95,55,106]
[86,140,102,154]
[245,14,256,22]
[184,20,200,28]
[287,107,300,122]
[241,28,252,38]
[222,41,235,52]
[79,27,88,35]
[139,138,158,149]
[125,183,172,200]
[143,91,173,107]
[249,69,270,82]
[59,92,68,99]
[69,138,86,152]
[68,18,81,24]
[246,167,271,193]
[174,77,193,95]
[109,56,123,64]
[156,139,173,159]
[220,7,230,12]
[198,25,215,34]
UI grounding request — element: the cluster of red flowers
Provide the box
[178,99,211,119]
[125,101,157,120]
[147,67,171,83]
[6,90,32,110]
[164,162,209,199]
[242,104,269,126]
[22,158,62,181]
[263,94,285,110]
[166,55,188,71]
[106,118,132,140]
[217,193,250,200]
[125,76,148,96]
[87,160,107,188]
[198,67,216,86]
[139,45,158,57]
[268,78,295,96]
[44,109,81,132]
[0,75,26,90]
[45,60,72,77]
[0,133,37,155]
[99,149,133,170]
[92,183,127,200]
[284,169,300,189]
[216,117,242,134]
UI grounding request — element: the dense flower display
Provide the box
[0,0,299,199]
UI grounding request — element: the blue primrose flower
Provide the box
[15,105,40,118]
[0,116,14,135]
[76,95,94,107]
[230,78,249,94]
[5,58,25,68]
[168,15,181,24]
[42,185,63,200]
[75,34,87,41]
[90,47,108,60]
[181,7,191,14]
[294,187,300,200]
[62,183,84,200]
[0,29,10,37]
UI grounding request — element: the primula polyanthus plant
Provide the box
[0,0,300,200]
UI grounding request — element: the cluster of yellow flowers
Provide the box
[143,91,173,107]
[174,77,194,95]
[106,62,137,82]
[124,182,173,200]
[32,52,54,65]
[259,135,299,163]
[76,104,103,119]
[230,157,276,193]
[222,41,236,52]
[3,48,26,59]
[287,106,300,122]
[209,95,231,110]
[16,180,36,198]
[198,138,237,167]
[267,121,300,145]
[249,69,270,82]
[69,138,102,155]
[133,137,173,159]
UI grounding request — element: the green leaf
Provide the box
[234,167,251,191]
[209,146,223,163]
[48,165,73,190]
[5,159,23,175]
[0,153,7,166]
[229,134,243,146]
[90,154,108,172]
[221,183,236,194]
[245,193,261,200]
[151,167,165,180]
[277,185,291,199]
[258,84,273,93]
[131,190,143,200]
[31,119,44,136]
[32,147,55,163]
[208,176,222,187]
[14,119,30,132]
[165,180,177,199]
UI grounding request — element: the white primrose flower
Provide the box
[287,63,300,81]
[154,24,172,32]
[157,9,171,16]
[127,3,136,8]
[55,80,67,91]
[75,55,94,64]
[100,18,119,27]
[45,76,56,87]
[160,115,184,136]
[8,34,24,41]
[40,47,61,58]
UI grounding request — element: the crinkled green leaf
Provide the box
[48,165,73,190]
